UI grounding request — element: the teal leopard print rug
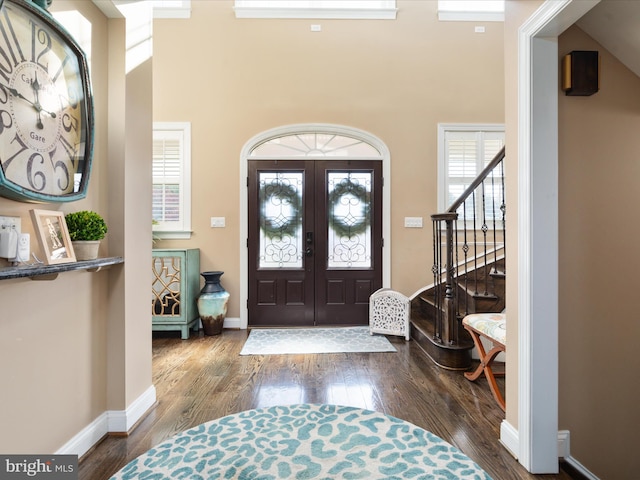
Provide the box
[111,404,492,479]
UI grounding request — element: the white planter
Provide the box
[72,240,100,261]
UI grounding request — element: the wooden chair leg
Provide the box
[464,326,506,412]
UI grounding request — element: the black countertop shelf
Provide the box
[0,256,124,281]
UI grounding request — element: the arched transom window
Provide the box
[250,133,381,158]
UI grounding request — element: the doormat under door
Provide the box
[239,326,397,355]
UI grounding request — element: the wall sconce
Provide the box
[562,50,599,96]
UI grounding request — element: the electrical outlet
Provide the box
[0,216,21,235]
[0,216,21,259]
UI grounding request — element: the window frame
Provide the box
[437,123,505,225]
[153,122,192,240]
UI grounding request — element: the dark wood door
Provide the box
[248,160,382,327]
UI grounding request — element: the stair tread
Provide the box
[409,256,504,369]
[410,315,474,351]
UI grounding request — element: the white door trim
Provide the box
[511,0,600,473]
[239,123,391,330]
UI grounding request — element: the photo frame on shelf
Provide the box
[29,209,76,265]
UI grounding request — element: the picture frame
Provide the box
[29,209,76,265]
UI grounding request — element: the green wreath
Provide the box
[259,182,302,238]
[328,178,371,238]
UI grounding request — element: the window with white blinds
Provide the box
[437,124,504,223]
[153,122,191,238]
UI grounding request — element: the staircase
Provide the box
[410,147,506,370]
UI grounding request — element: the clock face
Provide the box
[0,0,93,202]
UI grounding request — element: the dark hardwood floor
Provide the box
[79,329,574,480]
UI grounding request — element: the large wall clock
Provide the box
[0,0,93,203]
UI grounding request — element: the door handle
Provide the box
[305,247,313,257]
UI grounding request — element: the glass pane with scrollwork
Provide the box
[152,256,181,316]
[259,172,304,268]
[327,171,372,269]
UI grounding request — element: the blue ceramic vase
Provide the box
[197,271,230,336]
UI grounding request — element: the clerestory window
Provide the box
[152,0,190,19]
[438,0,504,22]
[234,0,397,19]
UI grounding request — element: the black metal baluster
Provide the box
[432,218,442,342]
[481,180,489,296]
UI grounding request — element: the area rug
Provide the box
[110,404,492,479]
[239,326,396,355]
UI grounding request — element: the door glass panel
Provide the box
[259,172,304,268]
[327,171,372,269]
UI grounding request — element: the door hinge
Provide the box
[247,177,249,187]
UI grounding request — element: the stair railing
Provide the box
[431,146,506,347]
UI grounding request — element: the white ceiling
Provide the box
[576,0,640,78]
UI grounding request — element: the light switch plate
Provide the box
[210,217,225,228]
[404,217,423,228]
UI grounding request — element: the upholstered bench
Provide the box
[462,313,506,411]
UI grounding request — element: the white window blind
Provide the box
[153,123,191,238]
[438,124,504,224]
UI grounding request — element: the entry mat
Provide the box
[239,326,397,355]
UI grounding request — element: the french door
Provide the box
[248,159,383,327]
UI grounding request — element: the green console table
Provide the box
[152,248,200,339]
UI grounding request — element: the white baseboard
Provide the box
[197,317,241,330]
[223,316,241,329]
[500,425,599,479]
[563,455,600,480]
[56,385,157,458]
[56,412,109,457]
[557,430,600,480]
[557,430,570,458]
[499,419,519,458]
[108,385,157,433]
[471,336,506,362]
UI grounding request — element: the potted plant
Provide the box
[64,210,108,261]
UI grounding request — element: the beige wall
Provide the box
[152,0,505,317]
[2,2,634,476]
[0,0,504,457]
[503,0,545,434]
[558,26,640,479]
[0,1,153,453]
